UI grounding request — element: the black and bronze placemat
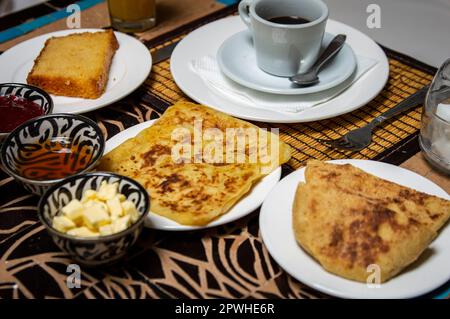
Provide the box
[1,5,446,299]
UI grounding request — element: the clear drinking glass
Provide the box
[107,0,156,33]
[419,58,450,174]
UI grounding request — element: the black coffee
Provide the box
[267,16,311,25]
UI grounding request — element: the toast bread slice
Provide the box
[27,30,119,99]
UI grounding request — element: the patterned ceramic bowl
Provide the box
[38,172,150,266]
[0,114,104,195]
[0,83,53,142]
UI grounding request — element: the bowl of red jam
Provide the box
[0,114,105,195]
[0,83,53,142]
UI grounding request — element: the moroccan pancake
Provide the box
[293,161,450,283]
[98,102,291,226]
[305,161,450,233]
[154,100,291,173]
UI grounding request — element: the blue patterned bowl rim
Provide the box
[38,172,151,243]
[0,113,105,185]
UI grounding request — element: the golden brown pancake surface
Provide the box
[99,102,291,226]
[293,161,450,283]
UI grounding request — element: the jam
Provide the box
[0,95,44,133]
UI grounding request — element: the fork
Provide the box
[317,85,429,151]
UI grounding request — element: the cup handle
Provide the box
[238,0,253,28]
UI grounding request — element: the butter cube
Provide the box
[52,216,76,232]
[82,205,110,229]
[112,215,131,233]
[97,181,118,200]
[122,200,139,222]
[81,189,98,203]
[99,224,114,236]
[107,197,123,220]
[55,181,137,238]
[61,199,84,221]
[67,227,99,237]
[84,199,108,212]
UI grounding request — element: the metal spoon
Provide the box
[289,34,347,87]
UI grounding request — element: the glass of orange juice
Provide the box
[107,0,156,33]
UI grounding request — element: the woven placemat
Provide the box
[143,41,434,171]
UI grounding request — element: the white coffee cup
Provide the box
[239,0,329,77]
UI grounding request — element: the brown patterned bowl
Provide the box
[38,172,150,267]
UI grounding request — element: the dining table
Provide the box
[0,0,449,299]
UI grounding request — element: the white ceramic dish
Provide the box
[217,31,356,95]
[0,29,152,114]
[259,159,450,299]
[171,16,389,123]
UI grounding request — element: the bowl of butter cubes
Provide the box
[38,172,150,266]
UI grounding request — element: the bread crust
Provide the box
[27,30,119,99]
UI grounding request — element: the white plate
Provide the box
[0,29,152,114]
[259,159,450,299]
[217,31,356,95]
[104,120,281,231]
[171,16,389,123]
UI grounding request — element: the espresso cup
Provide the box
[239,0,328,77]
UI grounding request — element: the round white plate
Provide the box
[104,120,281,231]
[0,29,152,114]
[171,16,389,123]
[260,159,450,299]
[217,31,356,95]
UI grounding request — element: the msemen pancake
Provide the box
[305,161,450,233]
[293,161,450,283]
[98,102,291,226]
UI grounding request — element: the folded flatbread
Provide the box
[98,102,291,226]
[293,161,450,283]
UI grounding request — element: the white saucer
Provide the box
[217,31,356,95]
[104,120,281,231]
[171,16,389,123]
[259,159,450,299]
[0,29,152,114]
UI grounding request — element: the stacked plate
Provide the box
[171,16,390,123]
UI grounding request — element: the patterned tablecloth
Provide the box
[0,1,449,299]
